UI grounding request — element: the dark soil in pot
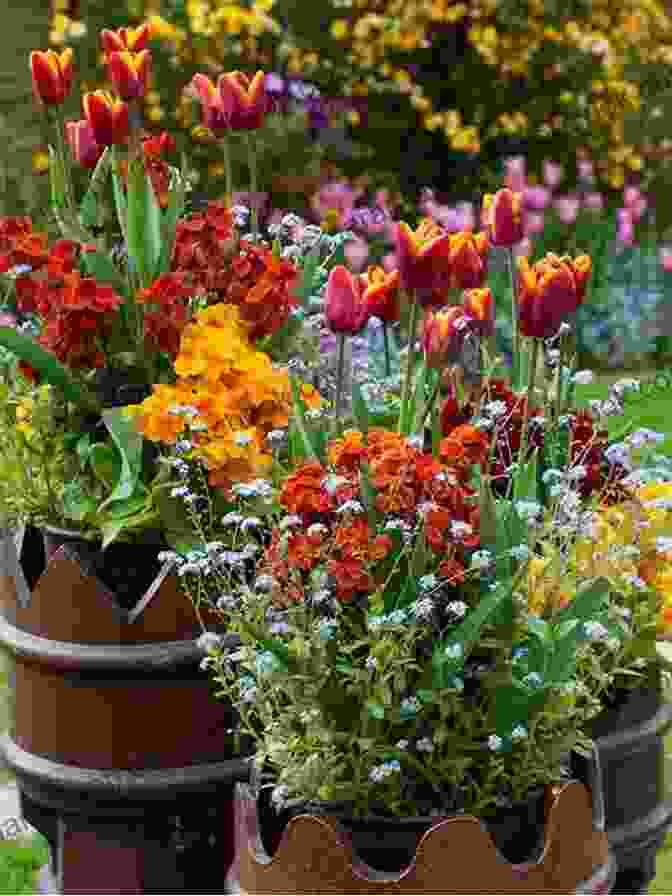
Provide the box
[255,786,547,872]
[42,526,169,612]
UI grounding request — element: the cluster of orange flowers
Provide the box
[263,427,483,604]
[129,303,320,491]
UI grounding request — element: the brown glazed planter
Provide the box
[0,526,250,895]
[231,780,616,894]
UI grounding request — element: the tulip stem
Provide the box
[420,373,442,430]
[519,337,540,465]
[334,333,347,436]
[245,133,259,236]
[49,109,75,217]
[399,295,419,434]
[221,135,233,207]
[382,322,391,378]
[506,248,520,385]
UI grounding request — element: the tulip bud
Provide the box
[65,120,103,169]
[481,189,524,247]
[447,231,489,290]
[82,91,130,147]
[107,50,151,101]
[463,287,495,339]
[325,265,369,335]
[219,71,269,130]
[361,266,400,322]
[422,307,472,368]
[30,49,74,107]
[517,253,587,339]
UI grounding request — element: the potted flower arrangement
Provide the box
[148,190,655,892]
[0,31,351,894]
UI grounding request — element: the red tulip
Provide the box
[189,74,230,133]
[463,287,495,339]
[219,70,269,130]
[100,24,152,54]
[361,266,400,322]
[82,91,129,147]
[393,218,451,302]
[482,189,524,247]
[30,48,74,106]
[325,265,369,335]
[422,306,472,369]
[65,120,103,169]
[107,50,151,101]
[447,231,489,290]
[517,253,590,339]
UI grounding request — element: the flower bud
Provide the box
[481,189,524,247]
[463,287,495,339]
[325,265,369,335]
[30,49,74,106]
[422,306,472,368]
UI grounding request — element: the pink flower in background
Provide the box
[266,209,286,231]
[523,186,551,211]
[310,181,361,226]
[0,312,16,328]
[524,211,546,236]
[455,201,476,231]
[630,197,647,224]
[543,160,564,189]
[512,237,533,258]
[577,159,595,180]
[582,192,604,211]
[623,186,641,208]
[659,246,672,273]
[616,208,634,245]
[554,195,580,225]
[382,252,398,272]
[344,235,370,272]
[504,156,526,192]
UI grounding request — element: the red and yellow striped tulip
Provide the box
[517,253,590,339]
[100,24,152,54]
[393,218,451,302]
[189,73,229,133]
[30,48,74,106]
[422,306,472,369]
[219,70,269,130]
[447,231,489,290]
[107,50,151,100]
[82,91,130,147]
[463,286,495,339]
[361,266,400,323]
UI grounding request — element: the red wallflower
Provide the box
[280,462,332,516]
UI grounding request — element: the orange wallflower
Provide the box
[280,462,332,515]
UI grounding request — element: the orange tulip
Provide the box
[82,91,130,147]
[325,265,370,335]
[393,218,450,301]
[422,306,472,368]
[463,286,495,339]
[447,231,489,289]
[65,120,103,169]
[219,70,269,130]
[100,24,152,54]
[517,253,589,339]
[482,188,524,247]
[30,48,74,106]
[361,266,400,322]
[107,50,151,100]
